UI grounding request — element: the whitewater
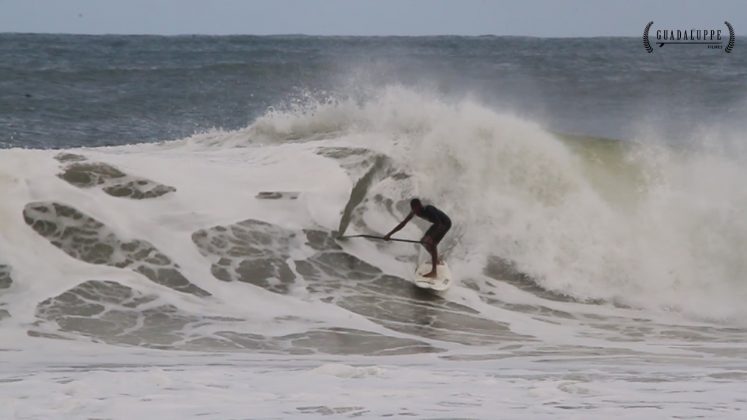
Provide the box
[2,83,747,418]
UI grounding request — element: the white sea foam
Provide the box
[2,86,747,418]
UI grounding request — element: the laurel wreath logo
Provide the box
[643,21,654,53]
[725,21,735,53]
[644,21,735,53]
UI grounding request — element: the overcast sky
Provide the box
[1,0,745,37]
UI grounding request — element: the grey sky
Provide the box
[1,0,745,37]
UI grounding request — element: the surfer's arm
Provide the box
[383,212,414,240]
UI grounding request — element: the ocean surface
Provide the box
[2,33,747,419]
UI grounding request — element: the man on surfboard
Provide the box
[384,198,452,278]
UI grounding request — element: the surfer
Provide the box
[384,198,451,278]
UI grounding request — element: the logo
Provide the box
[643,21,735,53]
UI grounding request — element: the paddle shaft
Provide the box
[341,234,422,244]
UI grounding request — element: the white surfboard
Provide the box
[414,262,453,291]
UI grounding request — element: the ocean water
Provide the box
[2,34,747,419]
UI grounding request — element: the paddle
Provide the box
[339,234,422,244]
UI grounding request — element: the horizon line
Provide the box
[0,31,677,39]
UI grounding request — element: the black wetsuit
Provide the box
[420,205,452,243]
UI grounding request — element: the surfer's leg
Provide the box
[429,223,449,266]
[422,236,438,278]
[429,244,438,277]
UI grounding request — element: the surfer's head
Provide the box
[410,198,423,214]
